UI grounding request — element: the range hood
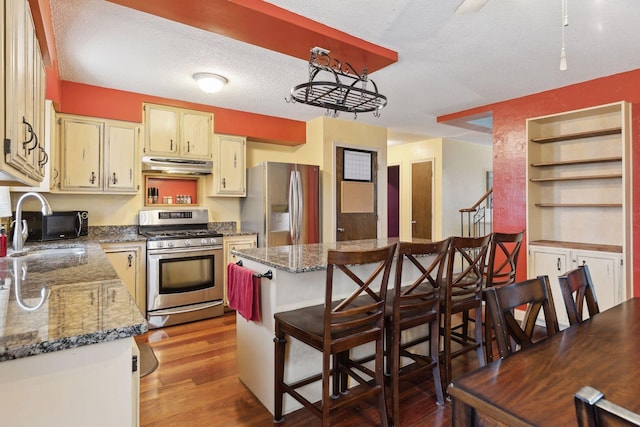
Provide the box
[142,156,213,175]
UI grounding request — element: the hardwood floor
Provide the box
[135,312,483,427]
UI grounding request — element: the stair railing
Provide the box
[459,188,493,238]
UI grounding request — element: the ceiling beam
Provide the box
[106,0,398,73]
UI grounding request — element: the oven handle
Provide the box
[150,300,223,316]
[148,246,223,256]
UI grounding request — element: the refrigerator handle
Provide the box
[295,170,303,243]
[288,171,297,244]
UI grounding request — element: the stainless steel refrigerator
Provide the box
[241,162,321,247]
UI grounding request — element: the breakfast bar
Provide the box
[233,238,430,416]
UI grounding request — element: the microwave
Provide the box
[17,210,89,242]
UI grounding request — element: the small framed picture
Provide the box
[343,149,372,182]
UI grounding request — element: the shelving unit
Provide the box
[526,101,632,326]
[144,175,198,207]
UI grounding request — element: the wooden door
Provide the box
[411,160,433,239]
[336,147,377,241]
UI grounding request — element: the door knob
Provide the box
[337,227,345,232]
[411,220,417,224]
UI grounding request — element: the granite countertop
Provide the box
[0,242,147,362]
[232,238,400,273]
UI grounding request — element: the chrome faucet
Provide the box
[12,192,53,251]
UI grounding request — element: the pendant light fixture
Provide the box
[193,73,228,94]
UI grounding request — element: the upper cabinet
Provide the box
[207,134,246,197]
[1,0,48,185]
[526,102,632,308]
[143,103,213,160]
[55,114,140,194]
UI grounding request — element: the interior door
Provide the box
[336,147,377,241]
[411,160,433,239]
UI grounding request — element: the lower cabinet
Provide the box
[528,245,623,328]
[102,242,146,314]
[0,338,138,427]
[223,234,257,306]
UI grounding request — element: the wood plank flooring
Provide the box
[135,312,482,427]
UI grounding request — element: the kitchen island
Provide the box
[0,242,147,426]
[233,238,426,416]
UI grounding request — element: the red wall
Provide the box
[55,81,306,146]
[489,69,640,295]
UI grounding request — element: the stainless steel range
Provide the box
[139,209,224,329]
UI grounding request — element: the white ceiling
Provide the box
[49,0,640,146]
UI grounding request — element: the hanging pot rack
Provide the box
[286,47,387,118]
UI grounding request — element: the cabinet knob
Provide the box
[89,171,96,184]
[112,172,118,185]
[222,177,226,188]
[127,253,133,267]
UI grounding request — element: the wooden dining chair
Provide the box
[273,243,397,427]
[440,234,491,389]
[575,386,640,427]
[484,275,560,359]
[558,264,600,326]
[483,230,524,362]
[385,239,450,425]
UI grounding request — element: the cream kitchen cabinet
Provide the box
[1,0,47,186]
[207,134,246,197]
[56,114,140,193]
[102,242,146,314]
[222,234,257,305]
[143,103,213,160]
[528,244,623,328]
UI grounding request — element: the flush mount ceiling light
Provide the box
[193,73,228,94]
[286,47,387,119]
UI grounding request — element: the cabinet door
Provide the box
[105,249,142,313]
[215,135,246,196]
[105,123,138,192]
[573,252,622,312]
[4,0,40,180]
[60,117,102,190]
[145,105,178,155]
[181,111,212,159]
[529,246,570,327]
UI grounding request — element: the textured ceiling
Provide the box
[50,0,640,145]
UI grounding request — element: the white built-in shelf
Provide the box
[530,174,622,183]
[530,156,622,168]
[530,127,622,144]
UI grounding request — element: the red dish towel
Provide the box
[227,263,262,322]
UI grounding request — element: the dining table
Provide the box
[447,297,640,426]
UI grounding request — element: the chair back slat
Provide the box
[485,231,524,288]
[325,244,396,345]
[446,235,491,299]
[559,264,600,326]
[484,275,560,359]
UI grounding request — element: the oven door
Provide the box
[147,246,224,312]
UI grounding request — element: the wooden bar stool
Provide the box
[440,235,490,389]
[386,239,450,426]
[273,243,396,427]
[483,230,524,362]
